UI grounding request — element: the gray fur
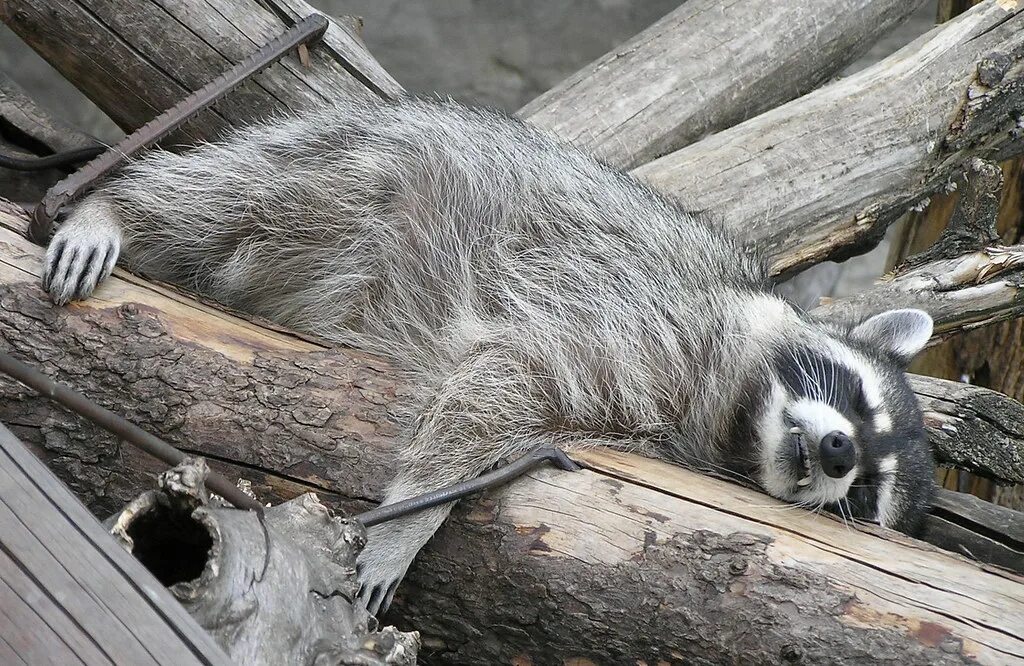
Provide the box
[41,95,935,615]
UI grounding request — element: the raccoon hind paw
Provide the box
[356,559,408,617]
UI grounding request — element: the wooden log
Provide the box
[0,0,402,142]
[632,0,1024,278]
[521,0,930,170]
[0,202,1022,664]
[0,421,232,665]
[106,457,419,664]
[926,488,1024,574]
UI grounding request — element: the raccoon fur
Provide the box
[41,95,936,615]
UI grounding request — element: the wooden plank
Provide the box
[0,422,232,665]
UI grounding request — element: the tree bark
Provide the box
[0,201,1022,663]
[520,0,929,170]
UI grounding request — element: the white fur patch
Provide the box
[787,398,854,441]
[757,378,792,499]
[743,295,793,340]
[875,454,899,526]
[874,411,893,433]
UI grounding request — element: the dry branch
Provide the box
[0,203,1022,663]
[632,1,1024,278]
[522,0,929,170]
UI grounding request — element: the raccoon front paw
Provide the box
[42,219,122,306]
[356,536,418,617]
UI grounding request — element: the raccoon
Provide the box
[41,95,935,615]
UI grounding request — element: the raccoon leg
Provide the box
[42,195,124,306]
[356,345,552,615]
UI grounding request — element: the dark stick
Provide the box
[0,351,264,514]
[355,447,580,528]
[29,13,330,244]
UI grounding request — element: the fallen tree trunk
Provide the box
[521,0,929,170]
[0,203,1022,663]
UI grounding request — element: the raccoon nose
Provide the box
[819,431,855,478]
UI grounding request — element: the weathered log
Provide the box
[106,457,419,665]
[926,488,1024,574]
[0,421,232,665]
[633,0,1024,278]
[0,0,401,143]
[521,0,929,170]
[0,202,1022,663]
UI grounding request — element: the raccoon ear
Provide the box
[850,309,933,366]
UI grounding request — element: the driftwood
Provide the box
[0,204,1022,663]
[521,0,930,169]
[0,421,233,665]
[106,457,419,665]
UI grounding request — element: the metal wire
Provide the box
[355,446,580,527]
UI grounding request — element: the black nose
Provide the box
[819,431,855,478]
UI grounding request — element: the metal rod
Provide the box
[0,145,106,172]
[29,13,330,244]
[355,446,580,528]
[0,351,264,514]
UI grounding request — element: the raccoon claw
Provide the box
[355,559,406,617]
[355,532,419,617]
[42,222,121,305]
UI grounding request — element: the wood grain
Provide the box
[0,422,231,665]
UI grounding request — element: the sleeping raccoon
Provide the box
[41,95,935,615]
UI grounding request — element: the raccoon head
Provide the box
[752,308,935,536]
